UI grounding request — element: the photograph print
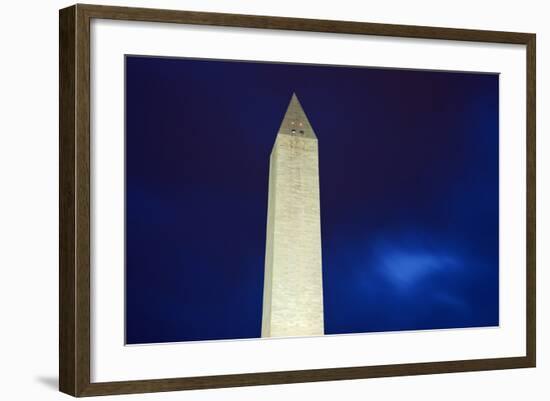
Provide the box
[125,55,499,345]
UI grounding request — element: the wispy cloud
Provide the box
[375,246,460,290]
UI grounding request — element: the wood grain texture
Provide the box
[525,35,536,367]
[59,3,536,397]
[78,3,533,43]
[79,357,533,396]
[59,5,76,396]
[75,4,91,396]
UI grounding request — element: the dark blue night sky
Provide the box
[125,56,499,345]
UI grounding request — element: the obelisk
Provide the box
[261,93,324,338]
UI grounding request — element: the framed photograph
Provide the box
[59,4,536,397]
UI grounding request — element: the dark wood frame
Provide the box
[59,3,536,397]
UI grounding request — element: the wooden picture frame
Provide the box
[59,3,536,397]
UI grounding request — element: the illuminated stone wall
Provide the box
[262,94,324,338]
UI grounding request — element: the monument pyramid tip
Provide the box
[277,92,317,139]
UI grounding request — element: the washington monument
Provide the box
[261,93,324,338]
